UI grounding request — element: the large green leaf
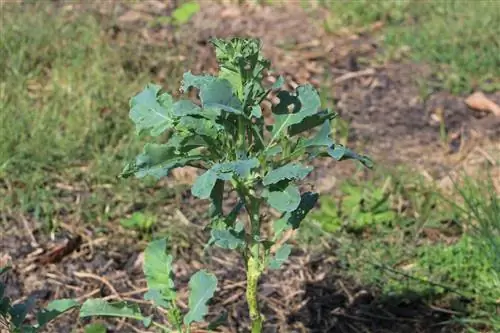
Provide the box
[180,72,216,92]
[9,296,35,328]
[143,239,176,302]
[129,84,174,136]
[272,192,318,238]
[262,163,313,186]
[183,270,218,325]
[269,244,292,269]
[36,299,79,328]
[200,79,243,115]
[271,85,321,138]
[79,300,149,327]
[192,169,218,199]
[265,184,301,212]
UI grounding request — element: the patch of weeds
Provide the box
[148,1,200,28]
[309,167,499,331]
[309,178,396,233]
[120,212,157,238]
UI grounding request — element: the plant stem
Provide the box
[246,251,263,333]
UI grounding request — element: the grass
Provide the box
[320,0,500,94]
[0,4,189,229]
[303,167,500,331]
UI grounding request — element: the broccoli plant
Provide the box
[119,37,372,332]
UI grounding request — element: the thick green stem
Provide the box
[246,252,263,333]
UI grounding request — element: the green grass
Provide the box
[303,167,500,331]
[320,0,500,93]
[0,4,188,228]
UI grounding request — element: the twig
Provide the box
[74,271,122,300]
[334,68,376,85]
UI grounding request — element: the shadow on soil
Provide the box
[288,278,463,333]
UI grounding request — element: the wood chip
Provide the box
[465,91,500,117]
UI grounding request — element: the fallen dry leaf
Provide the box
[465,91,500,117]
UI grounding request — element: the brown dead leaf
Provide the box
[171,166,198,184]
[465,91,500,117]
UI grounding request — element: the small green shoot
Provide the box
[120,212,157,236]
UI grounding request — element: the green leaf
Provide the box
[272,76,285,89]
[200,79,243,115]
[273,192,318,238]
[79,300,145,322]
[143,289,170,309]
[129,84,174,136]
[263,163,313,186]
[250,105,262,118]
[269,244,292,269]
[208,179,225,218]
[84,323,107,333]
[271,85,321,138]
[327,145,374,169]
[171,1,200,25]
[178,116,224,138]
[209,225,245,250]
[180,72,216,92]
[143,239,176,301]
[36,299,79,328]
[10,296,35,327]
[213,158,259,180]
[192,170,218,199]
[265,145,282,157]
[288,110,336,137]
[300,120,334,148]
[219,67,243,99]
[173,100,218,120]
[265,184,301,212]
[183,270,217,325]
[122,143,202,179]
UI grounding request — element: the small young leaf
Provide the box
[210,228,245,250]
[265,184,301,212]
[213,158,259,179]
[183,270,217,325]
[143,239,176,301]
[171,1,200,25]
[180,72,216,92]
[192,170,218,199]
[36,299,79,328]
[80,300,145,322]
[269,244,292,269]
[271,76,285,90]
[250,105,262,118]
[84,323,107,333]
[262,163,313,186]
[200,79,243,115]
[129,84,174,136]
